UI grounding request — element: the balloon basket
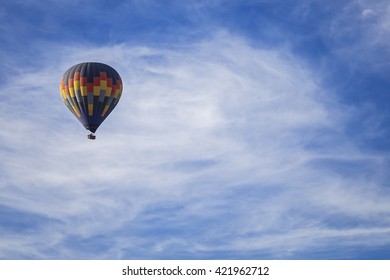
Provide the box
[88,133,96,140]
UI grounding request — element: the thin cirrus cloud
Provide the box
[325,0,390,74]
[1,30,389,259]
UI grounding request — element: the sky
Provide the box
[0,0,390,260]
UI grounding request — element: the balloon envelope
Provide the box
[60,62,123,133]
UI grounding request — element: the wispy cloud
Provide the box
[1,27,389,259]
[327,0,390,70]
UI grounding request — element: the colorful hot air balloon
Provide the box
[59,62,123,139]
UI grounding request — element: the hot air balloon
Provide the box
[59,62,123,139]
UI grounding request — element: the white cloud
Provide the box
[328,0,390,72]
[0,32,389,259]
[362,9,376,18]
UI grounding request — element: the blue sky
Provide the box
[0,0,390,259]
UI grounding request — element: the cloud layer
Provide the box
[1,30,389,259]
